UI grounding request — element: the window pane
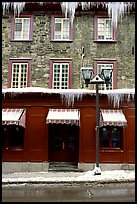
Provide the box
[112,127,120,147]
[14,18,30,40]
[54,18,70,40]
[15,22,22,31]
[11,63,28,88]
[55,23,61,31]
[97,18,112,40]
[100,127,110,147]
[6,125,24,148]
[2,126,7,147]
[14,31,22,39]
[53,63,69,89]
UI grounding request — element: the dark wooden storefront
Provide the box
[48,124,79,162]
[2,89,135,166]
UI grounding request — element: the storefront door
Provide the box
[48,124,79,162]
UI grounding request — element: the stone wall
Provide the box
[2,11,135,89]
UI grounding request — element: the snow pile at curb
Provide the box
[2,170,135,184]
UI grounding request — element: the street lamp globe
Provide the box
[81,67,93,87]
[101,66,113,84]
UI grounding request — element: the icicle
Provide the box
[61,2,79,24]
[60,2,133,25]
[106,91,135,108]
[13,2,26,17]
[2,2,26,16]
[107,2,133,27]
[2,2,11,15]
[60,91,86,107]
[81,2,91,10]
[2,2,134,27]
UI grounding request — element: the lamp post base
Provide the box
[93,165,102,175]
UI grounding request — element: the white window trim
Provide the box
[52,63,69,89]
[11,63,28,88]
[54,18,70,41]
[97,17,113,41]
[14,18,30,40]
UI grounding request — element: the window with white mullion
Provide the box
[98,18,112,41]
[12,63,19,88]
[96,64,113,90]
[53,64,60,89]
[11,63,28,88]
[14,18,30,40]
[20,64,28,88]
[53,63,69,89]
[54,18,69,40]
[22,18,30,39]
[61,64,69,89]
[62,19,69,39]
[59,65,63,89]
[18,65,22,88]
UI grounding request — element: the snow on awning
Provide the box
[2,109,26,128]
[46,109,80,125]
[99,109,127,127]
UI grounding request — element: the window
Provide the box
[50,59,72,89]
[51,16,73,41]
[8,60,31,88]
[100,126,122,148]
[2,125,25,149]
[94,15,116,42]
[11,15,33,41]
[94,60,117,90]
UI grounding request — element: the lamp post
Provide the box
[81,66,113,175]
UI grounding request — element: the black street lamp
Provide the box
[81,66,113,175]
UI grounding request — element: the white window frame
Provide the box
[52,63,69,89]
[11,63,28,88]
[14,18,30,40]
[97,18,113,41]
[54,18,70,41]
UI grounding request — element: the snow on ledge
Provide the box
[2,87,135,107]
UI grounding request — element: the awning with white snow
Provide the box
[2,109,26,128]
[100,109,127,127]
[46,109,80,125]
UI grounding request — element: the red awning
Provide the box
[100,109,127,127]
[46,109,80,125]
[2,109,26,128]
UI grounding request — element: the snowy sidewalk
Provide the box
[2,170,135,185]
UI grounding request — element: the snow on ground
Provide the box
[2,170,135,183]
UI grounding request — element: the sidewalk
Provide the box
[2,169,135,185]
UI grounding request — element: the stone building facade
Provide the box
[2,3,135,172]
[2,3,135,89]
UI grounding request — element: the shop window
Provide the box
[94,15,116,42]
[49,59,72,89]
[8,59,31,88]
[51,16,73,41]
[100,126,122,149]
[2,125,25,149]
[11,15,33,41]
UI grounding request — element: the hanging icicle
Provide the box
[105,89,135,108]
[60,2,133,25]
[106,2,133,27]
[2,87,135,107]
[2,2,134,26]
[2,2,26,16]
